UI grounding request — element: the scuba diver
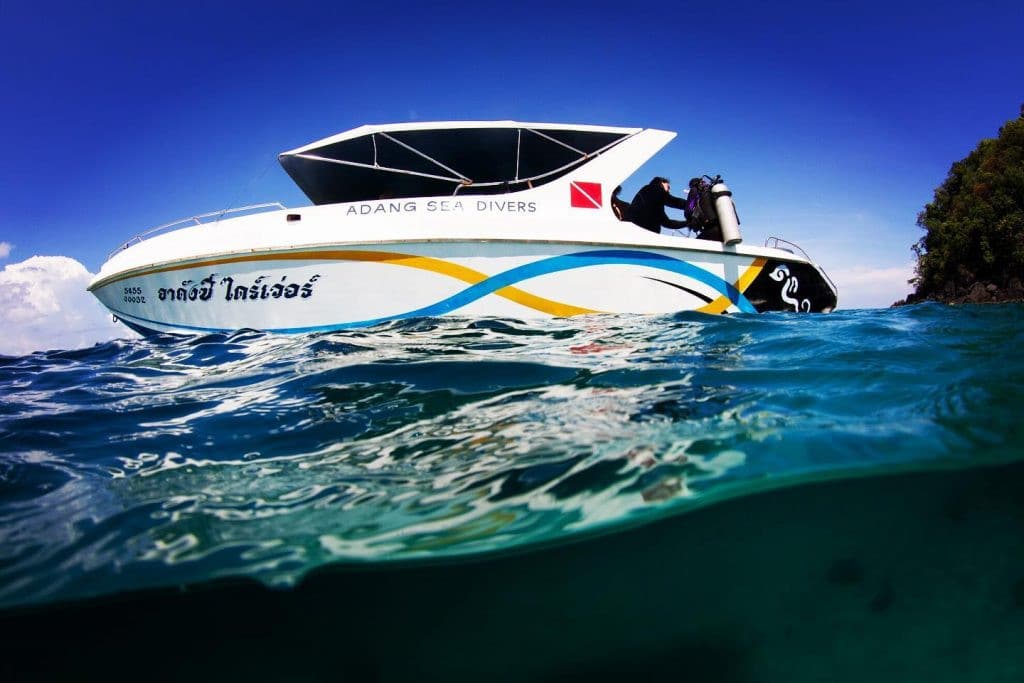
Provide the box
[627,177,689,234]
[621,174,738,244]
[684,177,722,242]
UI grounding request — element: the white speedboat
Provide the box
[89,121,837,335]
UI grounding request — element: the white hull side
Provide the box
[91,241,769,335]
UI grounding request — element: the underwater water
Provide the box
[2,303,1023,680]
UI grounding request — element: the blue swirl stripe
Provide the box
[110,249,755,334]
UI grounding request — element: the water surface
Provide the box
[2,303,1021,613]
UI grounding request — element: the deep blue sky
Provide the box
[2,0,1022,308]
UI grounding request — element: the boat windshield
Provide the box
[279,125,632,205]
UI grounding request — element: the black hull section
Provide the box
[745,260,838,313]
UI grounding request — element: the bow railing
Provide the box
[107,202,287,259]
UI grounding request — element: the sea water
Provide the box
[2,304,1023,680]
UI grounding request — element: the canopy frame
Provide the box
[280,124,638,203]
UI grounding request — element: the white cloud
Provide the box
[829,262,916,310]
[0,242,11,259]
[0,255,134,356]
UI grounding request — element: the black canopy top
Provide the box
[278,122,637,205]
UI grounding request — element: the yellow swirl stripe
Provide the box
[95,249,764,316]
[328,251,600,316]
[697,258,767,314]
[97,249,599,317]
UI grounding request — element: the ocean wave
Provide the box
[1,303,1022,608]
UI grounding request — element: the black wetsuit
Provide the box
[628,181,688,234]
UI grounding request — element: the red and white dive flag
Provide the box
[569,181,602,209]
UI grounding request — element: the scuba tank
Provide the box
[710,179,742,245]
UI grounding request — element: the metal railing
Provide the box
[764,236,838,294]
[107,202,287,259]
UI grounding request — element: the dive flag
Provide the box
[570,181,602,209]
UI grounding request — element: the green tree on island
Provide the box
[907,106,1024,304]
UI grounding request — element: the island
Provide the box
[896,106,1023,306]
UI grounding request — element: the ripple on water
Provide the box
[0,304,1023,607]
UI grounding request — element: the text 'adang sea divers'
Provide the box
[89,121,838,335]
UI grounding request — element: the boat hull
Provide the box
[90,241,837,335]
